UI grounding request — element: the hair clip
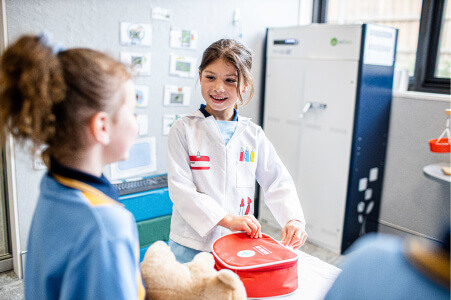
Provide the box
[38,31,65,54]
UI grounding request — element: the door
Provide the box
[263,57,307,181]
[263,56,359,253]
[0,0,13,271]
[296,59,358,253]
[260,57,308,225]
[0,150,12,271]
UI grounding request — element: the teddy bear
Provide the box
[141,241,247,300]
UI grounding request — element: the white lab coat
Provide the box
[167,109,305,251]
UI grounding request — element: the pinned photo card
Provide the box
[120,22,152,46]
[136,114,149,136]
[163,85,191,106]
[135,85,149,107]
[110,137,157,180]
[152,7,171,21]
[170,27,198,50]
[163,114,185,135]
[32,145,48,170]
[121,52,151,76]
[169,54,197,78]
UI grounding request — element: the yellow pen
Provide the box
[250,147,255,162]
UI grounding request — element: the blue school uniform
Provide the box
[25,159,145,299]
[325,234,449,300]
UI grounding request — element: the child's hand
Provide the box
[281,220,307,249]
[218,214,262,238]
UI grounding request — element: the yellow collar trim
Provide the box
[405,239,450,289]
[53,175,122,207]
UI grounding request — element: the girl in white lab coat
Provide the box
[167,39,307,263]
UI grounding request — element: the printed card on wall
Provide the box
[120,22,152,46]
[134,85,149,107]
[170,27,198,50]
[120,52,151,76]
[136,114,149,136]
[32,145,48,170]
[152,7,171,21]
[163,114,185,135]
[163,85,191,106]
[169,54,197,78]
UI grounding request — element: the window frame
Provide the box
[412,0,449,94]
[313,0,450,95]
[312,0,328,24]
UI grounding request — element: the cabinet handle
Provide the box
[299,102,327,119]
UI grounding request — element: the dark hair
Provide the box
[199,39,254,107]
[0,35,130,159]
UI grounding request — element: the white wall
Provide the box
[4,0,303,277]
[379,92,450,243]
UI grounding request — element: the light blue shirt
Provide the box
[199,104,238,146]
[216,120,238,145]
[25,174,143,299]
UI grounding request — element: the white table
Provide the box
[423,162,451,183]
[249,250,341,299]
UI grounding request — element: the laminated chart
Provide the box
[120,22,152,46]
[121,52,151,76]
[170,27,198,50]
[169,54,196,78]
[163,85,191,106]
[134,85,149,107]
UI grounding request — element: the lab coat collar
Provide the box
[189,108,251,123]
[199,104,238,121]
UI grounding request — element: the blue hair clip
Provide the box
[38,32,65,54]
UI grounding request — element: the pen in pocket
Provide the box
[244,147,249,162]
[239,147,244,161]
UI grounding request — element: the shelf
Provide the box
[423,163,451,183]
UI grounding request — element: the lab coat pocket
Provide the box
[236,162,256,188]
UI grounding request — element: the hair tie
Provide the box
[38,32,65,54]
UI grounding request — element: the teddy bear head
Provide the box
[141,241,247,300]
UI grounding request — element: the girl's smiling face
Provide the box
[199,59,246,121]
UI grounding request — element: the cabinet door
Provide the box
[297,60,358,252]
[263,57,308,180]
[263,57,359,253]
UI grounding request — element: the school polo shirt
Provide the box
[24,158,145,300]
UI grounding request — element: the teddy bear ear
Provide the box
[143,241,175,262]
[216,270,243,290]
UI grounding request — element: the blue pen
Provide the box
[244,147,249,162]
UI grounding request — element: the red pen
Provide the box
[245,197,252,215]
[240,198,245,215]
[239,147,244,161]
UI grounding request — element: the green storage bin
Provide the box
[137,215,171,248]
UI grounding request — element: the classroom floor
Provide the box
[0,222,344,299]
[0,270,22,300]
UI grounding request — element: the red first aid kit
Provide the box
[212,232,299,298]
